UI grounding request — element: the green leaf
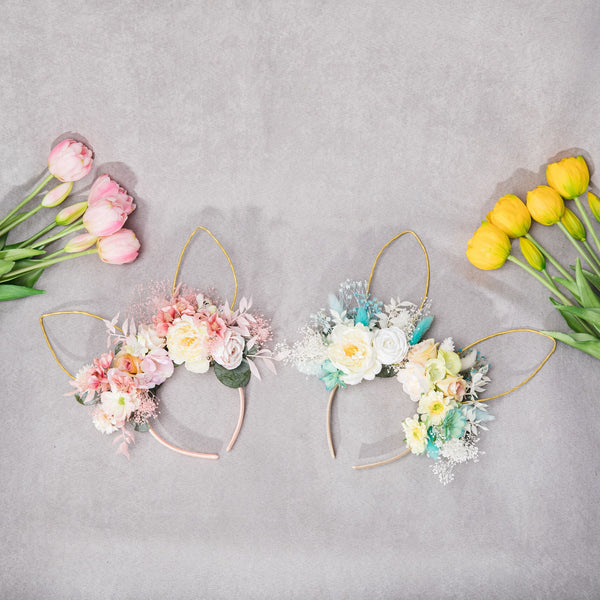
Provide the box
[549,298,590,334]
[554,305,600,328]
[376,364,398,378]
[10,267,45,288]
[0,258,42,282]
[552,276,581,302]
[133,420,150,432]
[575,258,600,308]
[543,329,600,360]
[0,283,45,301]
[0,248,44,260]
[580,267,600,294]
[213,359,251,389]
[0,259,15,276]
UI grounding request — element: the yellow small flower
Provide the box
[560,207,586,241]
[466,221,511,270]
[589,192,600,223]
[519,237,545,271]
[487,194,531,238]
[546,156,589,199]
[526,185,565,226]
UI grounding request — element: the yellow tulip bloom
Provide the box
[526,185,565,225]
[466,221,511,270]
[487,194,531,238]
[546,156,589,199]
[589,192,600,223]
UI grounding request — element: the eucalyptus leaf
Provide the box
[0,248,44,260]
[549,298,590,334]
[543,329,600,360]
[376,364,398,378]
[575,258,600,308]
[133,420,150,432]
[0,283,45,301]
[214,359,251,389]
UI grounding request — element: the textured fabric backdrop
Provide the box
[1,1,598,598]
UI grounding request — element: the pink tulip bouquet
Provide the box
[0,139,141,300]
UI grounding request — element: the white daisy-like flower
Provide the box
[402,415,428,454]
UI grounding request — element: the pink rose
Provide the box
[212,330,245,370]
[136,349,174,389]
[97,229,140,264]
[436,376,466,401]
[83,197,128,237]
[107,368,137,393]
[88,174,136,215]
[48,139,93,182]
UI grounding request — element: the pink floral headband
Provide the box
[42,227,278,459]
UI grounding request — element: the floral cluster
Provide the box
[70,289,276,456]
[0,138,140,302]
[289,280,493,483]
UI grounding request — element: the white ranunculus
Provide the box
[166,315,210,373]
[327,323,381,385]
[373,326,409,365]
[397,362,430,401]
[212,331,245,370]
[100,390,137,426]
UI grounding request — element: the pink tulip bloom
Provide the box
[88,174,136,215]
[47,139,93,182]
[97,228,140,264]
[83,197,128,237]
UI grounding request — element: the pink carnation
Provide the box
[136,349,174,389]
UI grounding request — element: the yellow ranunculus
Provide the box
[526,185,565,226]
[589,192,600,223]
[466,221,511,270]
[487,194,531,238]
[560,207,586,241]
[519,237,545,271]
[546,156,589,199]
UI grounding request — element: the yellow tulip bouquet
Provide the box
[467,156,600,360]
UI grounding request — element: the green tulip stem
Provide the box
[557,222,600,279]
[507,255,575,306]
[574,195,600,257]
[0,204,44,238]
[31,221,85,249]
[15,222,57,248]
[0,248,98,281]
[44,249,67,260]
[524,233,574,282]
[0,171,54,230]
[542,269,561,294]
[583,240,600,269]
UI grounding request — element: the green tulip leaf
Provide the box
[0,259,15,276]
[542,329,600,360]
[0,259,43,282]
[0,283,45,301]
[214,359,251,389]
[549,299,590,334]
[554,305,600,328]
[579,267,600,294]
[575,258,600,308]
[10,267,45,288]
[552,276,581,302]
[0,248,45,261]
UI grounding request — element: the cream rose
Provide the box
[397,362,430,401]
[436,376,466,401]
[327,323,381,385]
[373,326,409,365]
[166,315,210,373]
[212,331,245,370]
[407,338,437,366]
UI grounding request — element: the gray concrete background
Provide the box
[1,1,599,598]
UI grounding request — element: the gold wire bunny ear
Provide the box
[326,230,430,459]
[352,328,557,470]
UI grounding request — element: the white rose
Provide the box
[212,331,245,370]
[137,323,166,351]
[397,362,430,401]
[327,323,381,385]
[99,390,137,426]
[166,315,210,373]
[373,326,408,365]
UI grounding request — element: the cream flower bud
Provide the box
[41,181,73,207]
[560,207,586,241]
[64,233,98,253]
[519,237,546,271]
[55,201,87,225]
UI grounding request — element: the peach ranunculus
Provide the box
[436,376,466,401]
[48,139,93,182]
[407,338,438,366]
[166,315,211,373]
[88,174,136,215]
[97,229,140,264]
